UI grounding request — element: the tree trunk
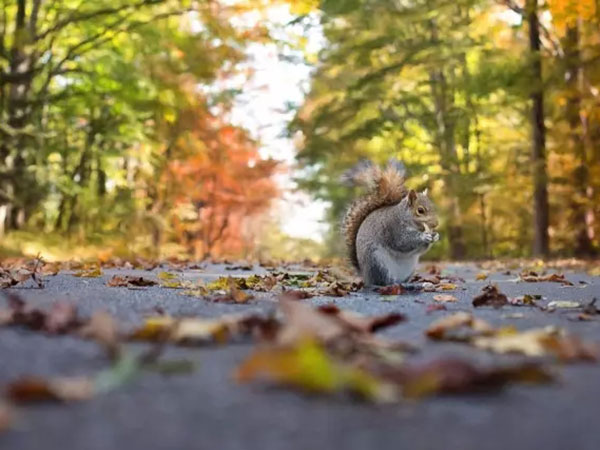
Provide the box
[0,0,38,232]
[527,0,550,257]
[564,23,594,256]
[429,67,467,260]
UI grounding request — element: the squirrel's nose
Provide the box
[430,218,439,229]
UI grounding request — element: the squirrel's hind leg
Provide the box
[361,252,396,286]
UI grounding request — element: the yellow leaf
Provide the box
[158,272,178,281]
[72,267,102,278]
[235,339,397,402]
[438,283,457,291]
[130,316,229,344]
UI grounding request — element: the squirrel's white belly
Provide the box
[376,248,420,283]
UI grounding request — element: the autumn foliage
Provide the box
[0,0,280,260]
[161,114,278,258]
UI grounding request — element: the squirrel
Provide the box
[342,159,440,286]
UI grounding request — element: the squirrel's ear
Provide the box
[422,188,428,196]
[408,189,417,206]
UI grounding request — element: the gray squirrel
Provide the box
[342,159,440,286]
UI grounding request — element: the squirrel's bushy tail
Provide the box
[342,159,408,269]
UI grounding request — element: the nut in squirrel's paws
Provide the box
[421,224,440,244]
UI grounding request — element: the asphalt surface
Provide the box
[1,263,600,450]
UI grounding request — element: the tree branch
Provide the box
[30,0,44,35]
[35,0,164,41]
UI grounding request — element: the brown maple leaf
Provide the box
[472,284,508,308]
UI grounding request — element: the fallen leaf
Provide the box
[157,272,184,288]
[376,285,406,295]
[6,376,94,403]
[226,263,253,271]
[571,313,595,322]
[107,275,157,287]
[395,358,553,398]
[438,283,458,291]
[473,328,555,357]
[520,272,574,286]
[130,316,227,344]
[235,339,397,402]
[426,312,494,341]
[433,294,458,303]
[320,281,350,297]
[475,273,488,280]
[72,267,102,278]
[0,294,83,334]
[212,277,254,303]
[472,327,597,361]
[317,304,405,333]
[157,271,179,281]
[0,256,45,288]
[509,294,540,306]
[472,284,508,308]
[0,269,19,288]
[541,335,598,362]
[130,313,274,345]
[275,300,347,346]
[547,301,580,309]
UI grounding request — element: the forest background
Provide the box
[0,0,598,262]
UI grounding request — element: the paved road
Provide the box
[1,263,599,450]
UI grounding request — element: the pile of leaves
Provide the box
[519,271,574,286]
[409,266,464,292]
[0,257,45,288]
[426,312,598,362]
[107,275,158,288]
[234,297,555,401]
[179,269,362,302]
[0,294,84,334]
[130,312,277,345]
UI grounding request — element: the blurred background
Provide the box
[0,0,598,262]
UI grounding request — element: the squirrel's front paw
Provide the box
[421,231,435,244]
[421,231,440,245]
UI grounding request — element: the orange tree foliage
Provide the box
[548,0,597,31]
[156,107,278,259]
[0,0,284,260]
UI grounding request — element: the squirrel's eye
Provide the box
[417,207,426,215]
